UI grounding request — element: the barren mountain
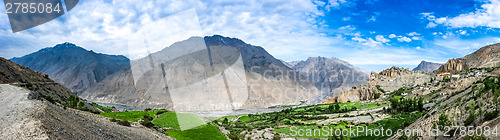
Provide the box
[80,35,319,109]
[322,66,432,103]
[281,60,300,68]
[437,43,500,74]
[11,42,130,94]
[291,57,369,103]
[412,60,442,72]
[0,57,171,139]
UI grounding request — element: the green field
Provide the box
[99,110,226,140]
[152,112,207,130]
[166,124,226,140]
[271,112,424,139]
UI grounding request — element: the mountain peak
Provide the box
[54,42,79,48]
[413,60,443,72]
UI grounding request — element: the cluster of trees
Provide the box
[389,96,424,113]
[327,103,357,114]
[66,95,85,108]
[437,113,451,131]
[389,87,413,96]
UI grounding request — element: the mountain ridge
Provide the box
[412,60,442,72]
[11,42,131,94]
[80,35,320,109]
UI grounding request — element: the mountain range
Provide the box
[286,57,369,104]
[11,43,130,94]
[79,35,320,109]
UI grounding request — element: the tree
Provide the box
[437,113,451,130]
[77,100,85,107]
[374,93,381,99]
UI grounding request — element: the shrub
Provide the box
[66,95,79,108]
[110,118,117,122]
[140,120,155,128]
[272,133,281,140]
[156,110,168,115]
[376,85,386,93]
[144,108,152,112]
[437,113,451,130]
[143,115,153,121]
[77,100,85,107]
[374,93,381,99]
[117,120,131,127]
[484,110,499,121]
[464,112,476,126]
[42,95,56,104]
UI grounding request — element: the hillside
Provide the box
[412,60,442,72]
[80,35,319,109]
[437,43,500,74]
[11,42,130,94]
[322,66,433,104]
[0,57,171,139]
[214,43,500,140]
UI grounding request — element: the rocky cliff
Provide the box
[322,66,432,103]
[437,43,500,74]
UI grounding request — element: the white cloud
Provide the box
[0,0,339,60]
[397,36,412,42]
[367,16,376,22]
[375,35,390,43]
[352,36,367,42]
[325,0,352,11]
[459,30,467,35]
[411,36,421,40]
[420,12,435,20]
[388,34,396,38]
[416,46,423,50]
[362,38,382,47]
[342,17,351,21]
[339,25,356,30]
[407,32,420,36]
[435,17,447,24]
[426,22,438,28]
[424,0,500,28]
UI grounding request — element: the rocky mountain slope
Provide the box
[11,42,130,94]
[0,57,81,105]
[322,66,433,103]
[437,43,500,74]
[290,57,369,103]
[412,60,442,72]
[281,60,300,68]
[0,57,171,139]
[80,35,319,109]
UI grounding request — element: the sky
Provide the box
[1,0,500,72]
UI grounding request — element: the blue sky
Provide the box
[1,0,500,72]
